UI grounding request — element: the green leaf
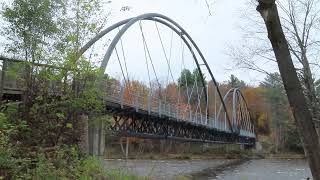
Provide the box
[66,123,73,129]
[56,112,65,119]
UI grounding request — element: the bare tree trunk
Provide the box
[257,1,320,179]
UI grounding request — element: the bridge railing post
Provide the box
[201,113,203,125]
[171,104,173,117]
[135,88,139,112]
[224,112,227,131]
[213,118,215,129]
[211,118,214,128]
[174,105,177,119]
[200,113,203,125]
[148,91,151,115]
[216,119,218,130]
[159,100,161,117]
[205,114,208,126]
[172,105,175,118]
[221,119,223,131]
[173,104,175,118]
[171,104,174,117]
[176,107,179,120]
[195,113,197,123]
[120,85,124,108]
[195,113,198,124]
[193,112,195,123]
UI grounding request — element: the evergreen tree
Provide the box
[228,74,246,88]
[315,79,320,99]
[260,73,301,152]
[178,69,194,88]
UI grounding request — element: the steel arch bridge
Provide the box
[79,13,256,146]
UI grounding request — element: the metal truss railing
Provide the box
[104,82,255,138]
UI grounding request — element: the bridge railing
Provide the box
[104,81,255,138]
[0,57,66,98]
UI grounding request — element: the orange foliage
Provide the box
[242,87,270,134]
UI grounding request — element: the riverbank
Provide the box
[105,148,305,161]
[105,138,306,161]
[266,152,305,159]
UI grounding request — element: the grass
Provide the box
[0,147,148,180]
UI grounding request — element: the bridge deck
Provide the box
[104,83,255,138]
[106,98,256,146]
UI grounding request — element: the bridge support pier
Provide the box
[88,118,105,156]
[240,144,245,151]
[78,114,89,154]
[77,114,106,156]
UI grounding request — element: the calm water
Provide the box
[104,159,312,180]
[214,159,312,180]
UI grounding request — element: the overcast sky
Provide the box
[99,0,272,85]
[0,0,276,85]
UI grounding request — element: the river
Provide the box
[104,159,312,180]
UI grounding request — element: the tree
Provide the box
[178,69,194,89]
[227,74,246,88]
[177,68,207,112]
[2,0,60,58]
[242,86,269,134]
[279,0,320,128]
[257,0,320,178]
[315,79,320,99]
[231,0,320,127]
[165,83,179,104]
[2,0,61,107]
[1,0,109,154]
[178,68,206,89]
[261,73,301,152]
[260,73,283,88]
[192,68,206,87]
